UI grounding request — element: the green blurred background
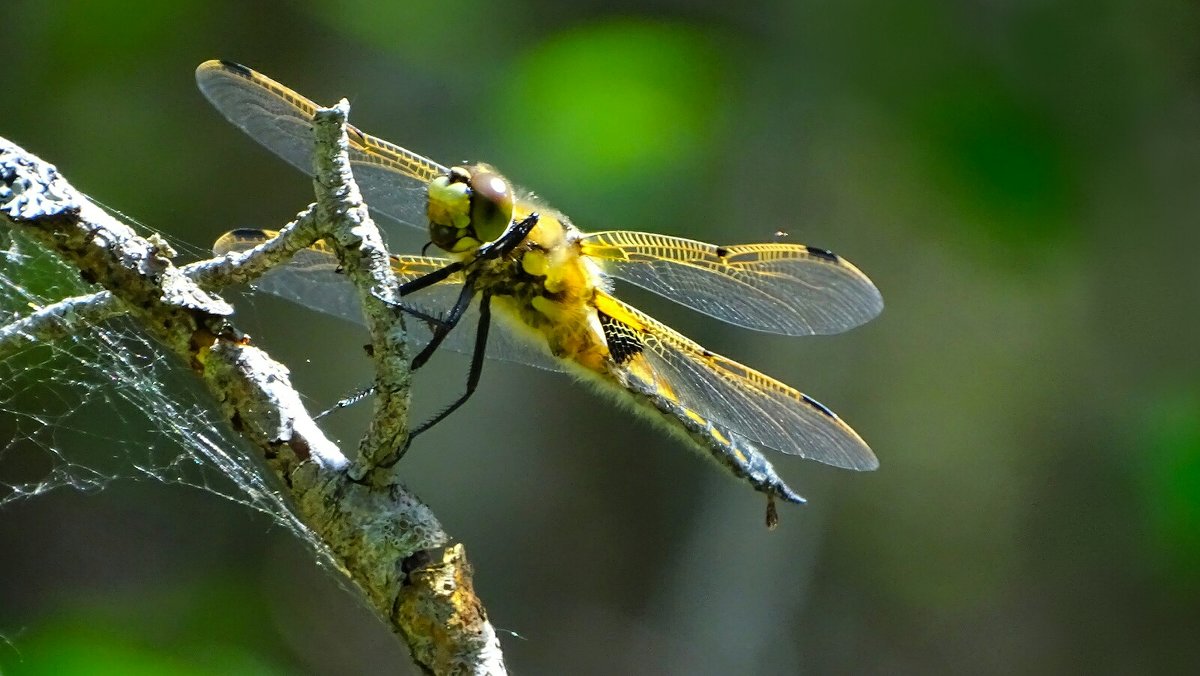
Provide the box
[2,0,1199,673]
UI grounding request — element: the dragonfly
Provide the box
[196,60,883,526]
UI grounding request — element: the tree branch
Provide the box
[307,101,412,481]
[0,119,506,674]
[0,287,122,359]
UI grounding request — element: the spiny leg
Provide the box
[314,301,456,419]
[379,213,536,463]
[396,213,537,369]
[393,213,536,297]
[398,258,465,296]
[410,280,476,370]
[389,292,493,464]
[475,213,538,259]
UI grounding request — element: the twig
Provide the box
[0,288,121,360]
[0,126,506,675]
[307,101,412,482]
[0,205,322,361]
[187,203,324,287]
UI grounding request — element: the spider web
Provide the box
[0,228,329,559]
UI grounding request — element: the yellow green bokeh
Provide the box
[490,20,729,216]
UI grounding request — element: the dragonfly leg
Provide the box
[395,213,536,298]
[397,303,457,335]
[389,293,492,464]
[475,213,538,260]
[392,212,536,370]
[410,281,476,371]
[315,298,468,421]
[378,214,535,464]
[398,259,465,296]
[315,384,375,420]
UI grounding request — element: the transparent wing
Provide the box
[196,60,447,231]
[580,231,882,336]
[213,229,563,372]
[595,291,877,470]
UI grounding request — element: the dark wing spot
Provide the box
[220,60,253,78]
[598,311,645,364]
[804,246,839,263]
[802,393,837,419]
[715,246,730,258]
[228,228,265,240]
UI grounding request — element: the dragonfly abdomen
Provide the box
[562,355,807,512]
[634,377,806,507]
[552,306,809,509]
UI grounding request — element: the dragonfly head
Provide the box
[426,163,515,254]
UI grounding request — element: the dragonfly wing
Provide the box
[196,60,447,231]
[595,291,877,471]
[212,229,563,372]
[580,231,882,336]
[350,162,437,231]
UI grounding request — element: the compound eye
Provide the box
[468,170,514,242]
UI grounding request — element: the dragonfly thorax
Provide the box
[426,163,515,254]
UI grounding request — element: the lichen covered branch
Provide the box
[0,126,505,675]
